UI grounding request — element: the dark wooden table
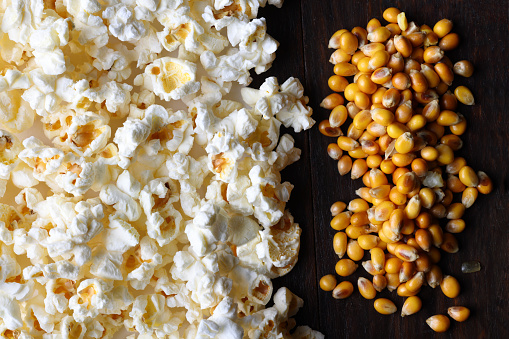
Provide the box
[251,1,509,337]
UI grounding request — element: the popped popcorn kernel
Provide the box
[0,0,321,336]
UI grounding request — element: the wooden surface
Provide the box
[253,0,509,337]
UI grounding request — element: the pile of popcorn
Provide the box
[0,0,323,337]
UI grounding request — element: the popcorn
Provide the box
[0,0,322,336]
[245,165,293,228]
[135,57,200,101]
[103,4,147,43]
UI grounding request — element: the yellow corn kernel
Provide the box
[369,185,391,200]
[439,32,460,51]
[420,146,439,161]
[352,109,373,130]
[335,258,358,277]
[387,122,410,139]
[461,187,478,209]
[330,48,352,64]
[428,247,441,264]
[352,26,368,48]
[426,264,443,288]
[429,203,447,219]
[371,108,395,126]
[337,136,360,152]
[428,224,444,247]
[440,275,460,298]
[423,46,444,63]
[356,187,373,203]
[374,298,397,315]
[453,60,474,77]
[374,201,396,222]
[385,272,400,291]
[368,168,388,187]
[382,88,401,109]
[358,277,377,299]
[329,105,348,128]
[367,26,391,43]
[450,113,467,135]
[458,166,479,187]
[396,172,417,195]
[333,231,348,258]
[433,19,453,38]
[319,120,343,137]
[328,29,348,48]
[370,247,385,272]
[344,83,360,101]
[369,50,390,70]
[339,31,359,55]
[362,259,385,276]
[417,188,435,209]
[351,158,369,180]
[404,195,421,220]
[358,234,380,250]
[361,140,381,156]
[330,211,352,231]
[446,202,465,219]
[422,99,440,122]
[396,283,420,297]
[371,67,393,85]
[436,144,454,165]
[454,85,475,105]
[373,274,387,292]
[415,211,432,229]
[399,261,415,283]
[445,157,467,175]
[328,75,349,92]
[411,158,428,178]
[401,296,422,317]
[394,132,414,154]
[447,174,466,193]
[321,93,345,109]
[414,228,432,252]
[327,143,343,160]
[381,159,397,175]
[394,35,413,57]
[434,63,454,85]
[346,225,370,239]
[395,244,419,262]
[421,64,441,88]
[405,271,425,292]
[346,239,365,261]
[319,274,337,291]
[406,114,427,131]
[334,62,359,77]
[426,315,451,333]
[409,70,429,93]
[448,306,470,322]
[385,257,403,274]
[332,281,354,299]
[445,219,466,233]
[440,232,459,253]
[477,171,493,194]
[383,7,401,23]
[330,201,347,216]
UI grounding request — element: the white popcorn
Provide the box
[246,165,293,227]
[103,4,147,43]
[68,278,133,322]
[135,57,200,101]
[196,297,244,339]
[129,293,185,337]
[257,210,302,277]
[0,89,35,133]
[0,0,323,337]
[125,236,163,290]
[0,291,23,330]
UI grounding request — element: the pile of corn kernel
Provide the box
[318,7,493,333]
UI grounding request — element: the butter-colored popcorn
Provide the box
[135,57,200,101]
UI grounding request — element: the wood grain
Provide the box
[255,0,509,337]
